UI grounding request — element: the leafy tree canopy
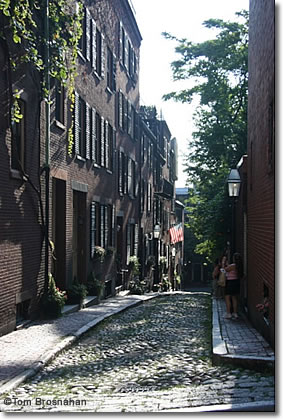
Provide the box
[163,10,248,261]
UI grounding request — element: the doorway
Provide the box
[52,178,66,289]
[72,190,87,284]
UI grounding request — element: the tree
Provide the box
[163,10,248,261]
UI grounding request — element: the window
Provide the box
[119,22,138,82]
[90,201,98,257]
[95,112,102,165]
[117,91,137,140]
[74,93,88,159]
[118,151,127,195]
[90,202,114,254]
[147,183,152,213]
[126,223,138,264]
[11,99,25,171]
[107,47,116,92]
[78,7,87,58]
[55,82,65,125]
[107,124,114,172]
[78,96,86,158]
[95,28,104,77]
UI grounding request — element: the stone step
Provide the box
[62,296,98,316]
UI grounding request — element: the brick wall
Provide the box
[0,45,45,335]
[247,0,275,346]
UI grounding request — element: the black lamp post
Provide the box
[227,169,241,257]
[153,224,161,284]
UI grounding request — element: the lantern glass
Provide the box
[153,224,161,239]
[227,169,241,197]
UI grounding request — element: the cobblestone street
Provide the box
[1,294,275,412]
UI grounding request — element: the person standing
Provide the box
[223,253,243,320]
[213,255,227,298]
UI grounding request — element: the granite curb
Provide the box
[163,400,275,412]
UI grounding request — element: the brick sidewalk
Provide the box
[212,298,275,371]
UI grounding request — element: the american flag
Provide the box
[169,223,184,244]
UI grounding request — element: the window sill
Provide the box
[78,50,87,62]
[54,120,66,131]
[106,87,113,96]
[10,168,23,180]
[75,155,86,163]
[93,71,102,81]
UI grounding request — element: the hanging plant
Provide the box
[92,245,106,262]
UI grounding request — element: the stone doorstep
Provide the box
[62,295,99,316]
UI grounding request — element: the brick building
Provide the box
[0,0,181,336]
[235,0,275,346]
[0,33,45,335]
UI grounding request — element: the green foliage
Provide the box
[40,273,67,318]
[161,275,171,292]
[163,10,248,261]
[66,280,87,306]
[129,277,147,295]
[92,246,106,263]
[87,272,105,298]
[0,0,83,147]
[128,255,141,276]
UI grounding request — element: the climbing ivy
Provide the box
[0,0,83,126]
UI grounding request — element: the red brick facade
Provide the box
[245,0,275,346]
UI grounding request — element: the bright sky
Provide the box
[132,0,249,187]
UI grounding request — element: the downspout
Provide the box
[43,0,50,295]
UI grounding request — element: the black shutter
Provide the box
[85,103,90,159]
[101,34,105,79]
[91,107,96,161]
[90,202,97,257]
[86,8,91,61]
[74,91,80,155]
[101,117,105,166]
[91,19,96,69]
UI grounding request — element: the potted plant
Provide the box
[87,272,105,300]
[92,245,106,263]
[66,280,87,307]
[129,277,147,295]
[128,255,140,276]
[40,273,67,319]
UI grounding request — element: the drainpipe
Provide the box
[43,0,50,295]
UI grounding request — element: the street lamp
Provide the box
[227,169,241,197]
[153,224,161,285]
[153,224,161,239]
[227,169,241,257]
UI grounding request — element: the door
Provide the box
[52,178,66,289]
[116,216,124,287]
[72,190,87,283]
